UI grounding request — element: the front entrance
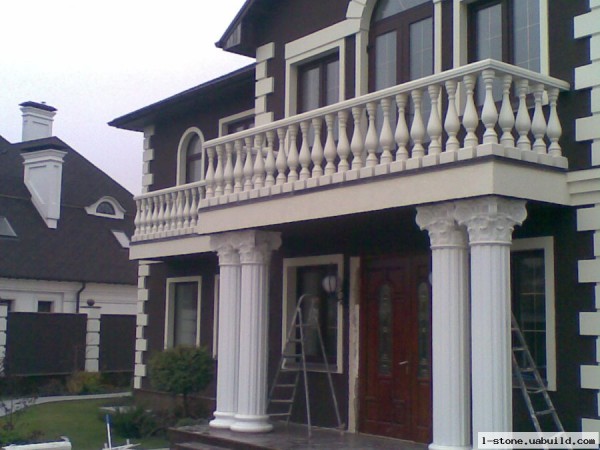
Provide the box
[358,254,432,443]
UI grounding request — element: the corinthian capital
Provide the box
[416,203,466,248]
[454,196,527,245]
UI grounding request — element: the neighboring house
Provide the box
[110,0,600,448]
[0,102,138,315]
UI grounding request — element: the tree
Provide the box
[148,346,214,417]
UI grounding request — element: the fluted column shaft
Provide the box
[416,203,471,450]
[231,231,281,433]
[209,239,241,429]
[455,196,526,445]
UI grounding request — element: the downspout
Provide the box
[76,281,87,313]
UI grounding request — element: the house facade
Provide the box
[111,0,600,448]
[0,102,138,316]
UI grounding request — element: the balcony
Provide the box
[132,59,570,244]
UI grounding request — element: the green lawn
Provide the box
[0,398,170,450]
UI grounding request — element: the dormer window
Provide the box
[85,196,126,219]
[0,216,17,237]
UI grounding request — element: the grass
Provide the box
[0,398,170,450]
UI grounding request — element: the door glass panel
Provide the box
[513,0,540,71]
[375,31,397,91]
[174,282,198,346]
[475,4,503,61]
[378,283,393,375]
[417,280,431,379]
[300,66,320,112]
[325,59,340,106]
[409,17,433,80]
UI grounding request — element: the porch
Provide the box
[170,421,427,450]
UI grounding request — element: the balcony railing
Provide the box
[133,59,570,242]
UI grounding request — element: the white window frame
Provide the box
[511,236,556,391]
[85,196,126,219]
[453,0,549,75]
[176,127,205,185]
[164,276,202,349]
[282,254,344,373]
[218,109,255,137]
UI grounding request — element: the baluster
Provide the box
[531,83,547,154]
[337,110,351,172]
[515,79,532,152]
[182,188,191,229]
[143,198,151,237]
[176,191,184,231]
[253,133,265,189]
[214,145,224,197]
[481,70,499,145]
[156,194,165,234]
[379,98,394,165]
[287,124,300,182]
[498,75,515,148]
[134,198,141,238]
[205,146,215,198]
[395,94,409,160]
[276,127,288,184]
[233,139,244,193]
[243,136,254,191]
[311,117,324,178]
[190,187,199,228]
[171,192,179,232]
[410,89,426,159]
[427,84,442,155]
[444,80,460,153]
[546,88,562,158]
[351,106,365,170]
[324,114,337,175]
[298,121,311,180]
[462,74,479,149]
[265,130,276,187]
[365,102,379,167]
[223,142,234,195]
[150,196,159,236]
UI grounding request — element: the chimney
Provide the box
[20,101,57,141]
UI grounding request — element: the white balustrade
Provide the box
[133,60,569,242]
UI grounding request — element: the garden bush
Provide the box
[66,371,103,394]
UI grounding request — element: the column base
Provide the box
[230,414,273,433]
[209,411,236,429]
[429,444,471,450]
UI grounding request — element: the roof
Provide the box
[216,0,273,57]
[109,64,256,132]
[0,136,137,285]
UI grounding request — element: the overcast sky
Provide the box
[0,0,251,195]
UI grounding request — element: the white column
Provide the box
[210,237,242,429]
[416,203,471,450]
[81,303,101,373]
[454,196,527,445]
[231,230,281,433]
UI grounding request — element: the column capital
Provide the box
[416,203,467,248]
[237,230,282,265]
[454,197,527,245]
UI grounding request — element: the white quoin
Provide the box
[22,148,67,229]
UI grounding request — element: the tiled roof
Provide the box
[0,136,137,285]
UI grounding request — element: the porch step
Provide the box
[175,442,230,450]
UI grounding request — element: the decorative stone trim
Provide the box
[255,43,275,127]
[133,261,153,389]
[80,304,101,373]
[142,126,155,194]
[0,303,7,365]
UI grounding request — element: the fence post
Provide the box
[0,303,7,374]
[81,300,101,373]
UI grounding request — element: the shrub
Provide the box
[66,372,103,394]
[148,346,213,417]
[108,406,158,439]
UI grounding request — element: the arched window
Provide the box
[369,0,433,92]
[96,201,116,216]
[177,129,205,185]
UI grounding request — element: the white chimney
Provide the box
[22,148,67,229]
[20,101,57,141]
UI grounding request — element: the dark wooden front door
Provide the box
[359,255,432,443]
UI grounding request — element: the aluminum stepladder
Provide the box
[511,313,566,437]
[267,294,343,437]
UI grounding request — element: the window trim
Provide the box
[85,196,126,219]
[176,127,205,185]
[511,236,556,391]
[218,109,255,137]
[164,276,202,349]
[282,254,344,373]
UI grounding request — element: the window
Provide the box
[176,128,205,185]
[511,237,556,390]
[369,0,433,91]
[226,116,254,135]
[469,0,541,72]
[297,53,340,113]
[0,299,14,313]
[85,197,126,219]
[164,277,202,348]
[96,201,116,216]
[0,217,17,237]
[37,301,53,313]
[219,110,255,137]
[282,255,344,373]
